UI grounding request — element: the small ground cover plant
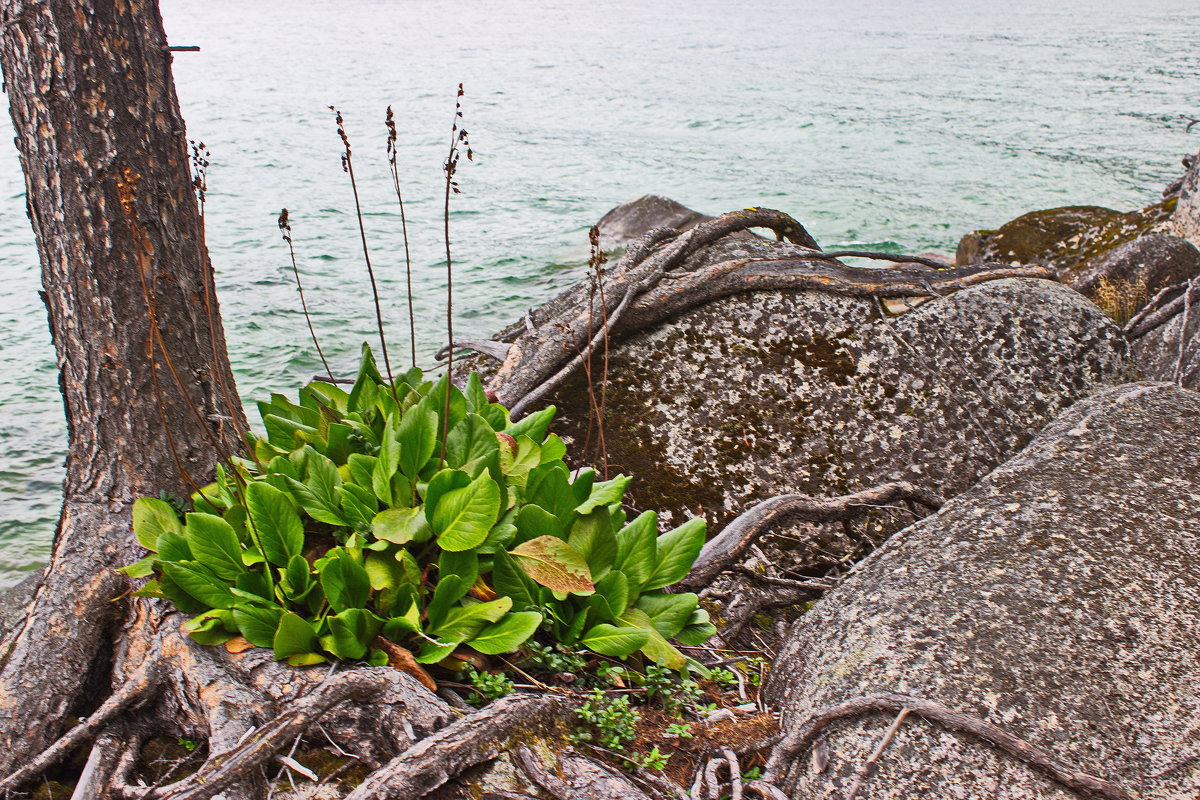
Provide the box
[123,344,715,673]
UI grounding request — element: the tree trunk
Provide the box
[0,0,245,772]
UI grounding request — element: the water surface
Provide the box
[0,0,1197,587]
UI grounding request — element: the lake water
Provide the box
[1,0,1198,588]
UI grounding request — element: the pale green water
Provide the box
[0,0,1198,587]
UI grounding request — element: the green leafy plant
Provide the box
[636,746,669,771]
[466,666,514,704]
[664,722,693,739]
[572,689,640,750]
[123,344,716,670]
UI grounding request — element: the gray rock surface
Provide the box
[1130,282,1200,390]
[547,278,1135,536]
[595,194,756,248]
[764,383,1200,799]
[956,202,1175,276]
[1168,151,1200,247]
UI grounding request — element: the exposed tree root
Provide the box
[344,694,570,799]
[679,483,944,592]
[0,645,160,793]
[1124,278,1199,339]
[763,692,1135,800]
[131,670,397,800]
[467,207,1053,415]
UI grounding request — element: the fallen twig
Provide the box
[843,708,909,800]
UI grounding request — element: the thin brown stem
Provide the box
[386,106,418,369]
[331,107,396,396]
[278,209,333,379]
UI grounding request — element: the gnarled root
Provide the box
[679,482,945,592]
[763,692,1136,800]
[471,207,1053,417]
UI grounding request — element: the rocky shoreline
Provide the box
[4,151,1199,799]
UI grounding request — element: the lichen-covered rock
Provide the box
[1068,234,1200,324]
[955,201,1175,272]
[595,194,755,248]
[1168,151,1200,247]
[763,383,1200,799]
[546,277,1134,533]
[1130,283,1200,390]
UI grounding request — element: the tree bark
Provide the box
[0,0,245,773]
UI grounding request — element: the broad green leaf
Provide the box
[491,549,536,609]
[398,406,439,478]
[280,554,315,602]
[446,414,500,470]
[634,592,699,639]
[156,571,208,614]
[645,518,706,590]
[423,468,470,513]
[324,608,382,660]
[235,571,272,602]
[364,551,407,590]
[372,506,427,545]
[244,482,304,567]
[571,469,596,506]
[286,652,328,667]
[580,624,650,658]
[156,529,192,563]
[132,497,182,551]
[347,342,385,413]
[263,413,316,450]
[324,423,353,465]
[430,597,512,641]
[526,463,576,522]
[185,513,246,580]
[286,448,346,526]
[233,604,284,648]
[339,483,378,529]
[564,606,589,644]
[430,471,501,552]
[382,612,420,643]
[509,536,594,595]
[587,570,630,623]
[161,562,235,609]
[184,610,236,646]
[676,608,717,646]
[505,405,556,443]
[346,453,378,490]
[540,434,567,463]
[303,380,350,414]
[426,575,470,630]
[415,638,458,664]
[372,415,401,503]
[615,511,657,589]
[438,550,479,589]
[464,372,488,412]
[618,607,687,669]
[273,612,319,659]
[319,548,370,612]
[515,504,562,543]
[469,611,543,654]
[567,509,618,583]
[576,475,631,515]
[117,556,155,579]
